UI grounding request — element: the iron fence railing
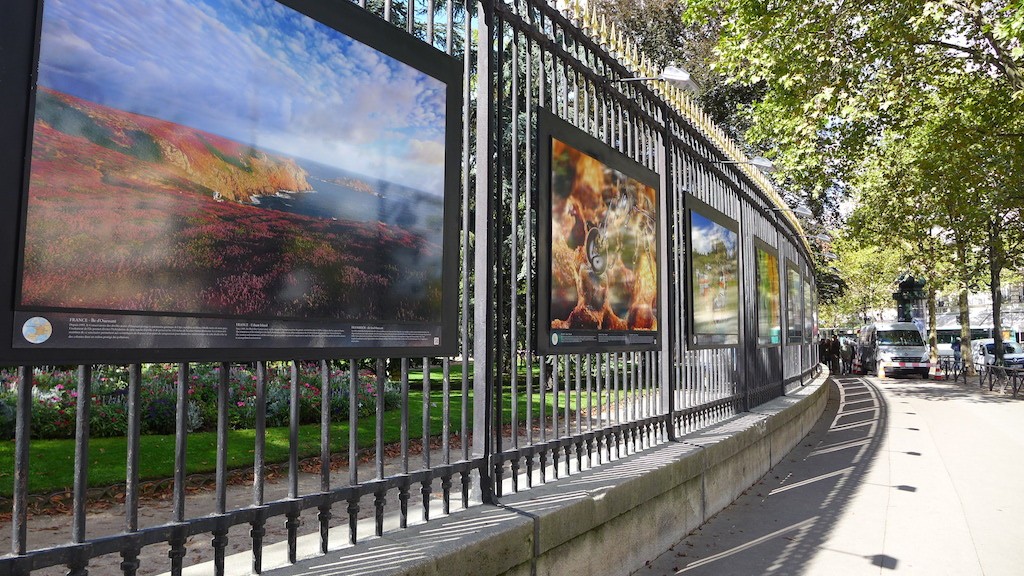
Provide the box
[935,358,1024,398]
[0,0,820,574]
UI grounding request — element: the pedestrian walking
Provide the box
[829,334,841,373]
[840,338,854,374]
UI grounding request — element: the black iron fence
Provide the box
[0,0,819,574]
[938,358,1024,397]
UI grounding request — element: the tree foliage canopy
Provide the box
[683,0,1023,207]
[597,0,1023,322]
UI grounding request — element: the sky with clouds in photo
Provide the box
[691,212,737,257]
[36,0,449,195]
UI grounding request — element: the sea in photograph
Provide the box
[254,158,444,242]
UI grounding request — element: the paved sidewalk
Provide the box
[636,375,1024,576]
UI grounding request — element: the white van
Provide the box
[970,339,1024,368]
[856,322,930,377]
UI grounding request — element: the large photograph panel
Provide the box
[689,208,738,346]
[538,110,660,354]
[804,275,815,343]
[10,0,460,360]
[756,246,781,346]
[786,263,803,343]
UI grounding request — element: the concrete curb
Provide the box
[264,373,829,576]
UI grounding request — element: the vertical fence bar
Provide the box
[286,361,301,564]
[213,362,230,575]
[492,9,507,498]
[427,0,435,40]
[446,0,454,55]
[562,356,570,475]
[585,354,593,466]
[170,363,189,576]
[511,21,521,461]
[319,360,332,554]
[347,361,359,544]
[574,354,581,436]
[400,357,410,528]
[597,353,605,462]
[375,359,387,536]
[12,366,31,562]
[422,357,432,520]
[551,356,559,478]
[540,357,547,445]
[121,364,142,576]
[68,364,91,576]
[524,12,535,454]
[441,357,453,511]
[216,364,229,514]
[251,361,267,574]
[553,356,559,440]
[563,356,570,438]
[473,0,497,506]
[460,0,473,511]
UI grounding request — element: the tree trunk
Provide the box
[927,284,937,364]
[990,216,1005,366]
[955,241,975,376]
[959,289,974,376]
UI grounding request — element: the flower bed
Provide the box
[0,362,400,440]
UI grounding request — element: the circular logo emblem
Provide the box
[22,316,53,344]
[551,333,559,346]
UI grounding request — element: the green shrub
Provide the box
[264,386,291,428]
[90,402,128,438]
[7,362,404,439]
[31,398,75,439]
[141,394,177,435]
[0,394,17,440]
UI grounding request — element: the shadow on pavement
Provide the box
[637,376,891,575]
[881,377,1020,404]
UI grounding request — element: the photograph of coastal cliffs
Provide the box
[20,0,450,324]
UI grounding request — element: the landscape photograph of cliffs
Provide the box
[20,0,450,323]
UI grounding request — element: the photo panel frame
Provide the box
[687,198,739,347]
[754,240,781,346]
[536,108,661,355]
[0,0,463,363]
[785,260,804,344]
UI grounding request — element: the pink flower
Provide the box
[237,401,245,407]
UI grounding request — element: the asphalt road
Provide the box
[636,373,1024,576]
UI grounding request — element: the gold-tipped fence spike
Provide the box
[572,0,581,24]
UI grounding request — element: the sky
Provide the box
[36,0,449,196]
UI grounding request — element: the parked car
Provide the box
[856,322,930,377]
[970,339,1024,368]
